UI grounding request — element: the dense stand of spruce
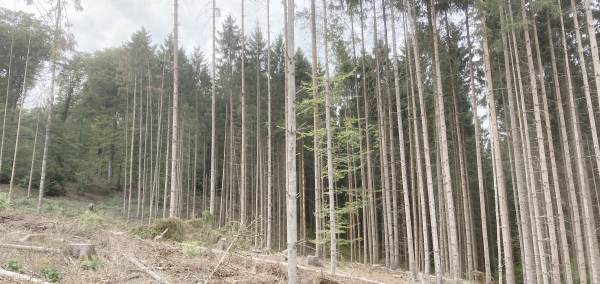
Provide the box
[1,0,600,283]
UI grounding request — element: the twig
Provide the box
[203,232,239,284]
[0,268,52,284]
[128,257,172,284]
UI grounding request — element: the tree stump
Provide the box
[216,238,230,251]
[62,244,96,259]
[307,255,321,267]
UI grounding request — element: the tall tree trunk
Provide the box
[322,0,336,274]
[285,0,297,281]
[311,0,322,259]
[391,4,416,276]
[128,77,137,225]
[479,1,515,282]
[28,109,42,197]
[518,2,561,281]
[408,0,442,280]
[568,0,600,279]
[430,3,459,280]
[546,16,575,284]
[209,0,217,216]
[8,34,31,200]
[444,11,472,280]
[466,3,489,282]
[266,0,273,251]
[558,0,593,281]
[0,34,13,186]
[240,0,247,225]
[170,0,181,217]
[163,91,172,218]
[37,0,62,214]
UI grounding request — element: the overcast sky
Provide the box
[7,0,310,55]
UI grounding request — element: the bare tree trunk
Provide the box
[350,8,368,265]
[266,0,273,251]
[310,0,322,259]
[170,0,180,218]
[558,0,593,281]
[209,0,217,217]
[138,76,144,218]
[408,0,441,280]
[0,34,13,185]
[163,92,172,218]
[466,4,489,282]
[322,0,336,274]
[28,109,42,197]
[479,1,515,282]
[546,17,574,284]
[128,77,137,225]
[390,4,415,277]
[37,0,61,214]
[240,0,247,225]
[285,0,297,281]
[8,34,31,200]
[430,3,459,280]
[568,0,600,279]
[358,0,377,264]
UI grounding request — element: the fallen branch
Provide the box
[128,257,172,284]
[203,234,239,284]
[243,255,386,284]
[0,268,52,284]
[0,243,60,253]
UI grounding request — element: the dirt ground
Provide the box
[0,211,415,284]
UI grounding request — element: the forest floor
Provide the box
[0,184,469,283]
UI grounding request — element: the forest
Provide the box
[0,0,600,283]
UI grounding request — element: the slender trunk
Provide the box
[444,11,473,280]
[359,0,377,264]
[310,0,322,259]
[240,0,247,225]
[285,0,297,281]
[169,0,181,217]
[322,0,336,274]
[28,109,42,197]
[163,92,172,218]
[479,1,515,282]
[209,0,217,217]
[37,0,62,214]
[430,3,459,280]
[0,34,14,182]
[266,0,273,251]
[128,77,137,225]
[558,0,593,281]
[466,4,489,282]
[568,0,600,279]
[546,16,575,284]
[408,0,441,280]
[8,34,32,200]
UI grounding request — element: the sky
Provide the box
[7,0,310,55]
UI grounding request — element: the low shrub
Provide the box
[77,210,102,233]
[4,260,22,273]
[39,267,61,283]
[80,257,104,270]
[132,217,185,242]
[182,241,204,259]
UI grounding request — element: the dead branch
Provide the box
[0,268,52,284]
[128,257,172,284]
[0,243,60,253]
